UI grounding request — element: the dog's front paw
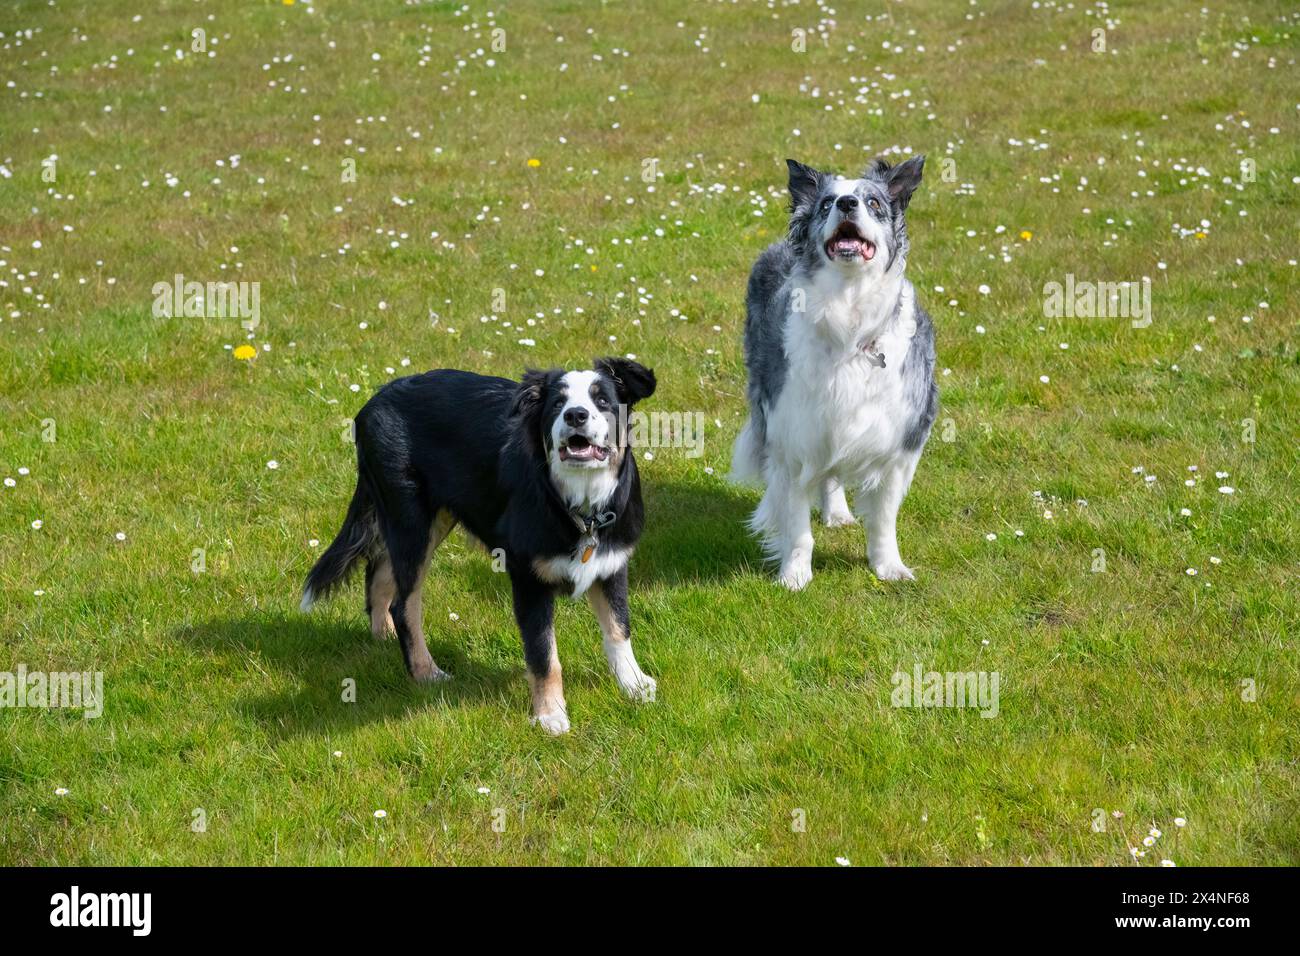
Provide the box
[823,510,858,528]
[619,671,656,703]
[872,560,915,582]
[608,644,657,703]
[776,560,813,591]
[532,710,571,735]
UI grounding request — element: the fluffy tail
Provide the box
[728,408,766,485]
[300,475,378,611]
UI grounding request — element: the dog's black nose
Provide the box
[835,194,859,213]
[563,407,589,427]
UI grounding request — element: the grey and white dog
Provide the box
[730,156,938,590]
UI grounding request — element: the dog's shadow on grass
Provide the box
[633,478,764,586]
[632,477,863,585]
[176,612,519,741]
[175,479,863,740]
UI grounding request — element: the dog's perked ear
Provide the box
[594,357,656,408]
[510,368,557,458]
[884,155,925,211]
[785,159,823,209]
[510,368,550,419]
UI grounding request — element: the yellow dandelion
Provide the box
[283,0,295,6]
[590,265,598,272]
[1019,230,1033,241]
[233,344,257,361]
[527,158,541,168]
[1195,232,1207,239]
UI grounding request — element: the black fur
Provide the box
[597,563,631,638]
[301,359,656,704]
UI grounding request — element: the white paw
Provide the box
[823,510,858,528]
[532,710,571,735]
[618,671,657,703]
[777,561,813,591]
[608,645,656,703]
[872,560,915,582]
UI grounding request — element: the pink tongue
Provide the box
[861,242,875,261]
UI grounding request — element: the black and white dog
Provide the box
[300,358,658,734]
[730,156,938,590]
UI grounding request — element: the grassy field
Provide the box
[1,0,1297,866]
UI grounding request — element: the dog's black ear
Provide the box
[884,155,925,210]
[510,368,549,420]
[786,159,823,208]
[863,157,891,179]
[595,357,656,407]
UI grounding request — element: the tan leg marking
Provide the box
[368,559,397,640]
[527,629,569,734]
[405,509,458,683]
[428,508,457,552]
[588,582,656,703]
[587,582,627,643]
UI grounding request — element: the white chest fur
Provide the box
[541,434,626,597]
[768,273,918,489]
[533,546,632,599]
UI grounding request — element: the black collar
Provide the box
[569,506,617,537]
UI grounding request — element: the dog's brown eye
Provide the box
[868,198,882,213]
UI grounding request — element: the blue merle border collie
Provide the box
[300,358,657,734]
[730,155,938,590]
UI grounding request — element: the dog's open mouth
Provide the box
[825,221,876,262]
[559,435,610,463]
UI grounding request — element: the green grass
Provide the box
[1,0,1297,865]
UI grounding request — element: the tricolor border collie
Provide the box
[731,155,938,590]
[301,357,658,734]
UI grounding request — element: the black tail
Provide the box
[300,475,378,611]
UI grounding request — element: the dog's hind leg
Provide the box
[365,554,397,640]
[858,458,919,581]
[385,508,457,683]
[820,478,857,527]
[752,467,815,591]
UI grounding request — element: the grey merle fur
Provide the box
[741,155,937,463]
